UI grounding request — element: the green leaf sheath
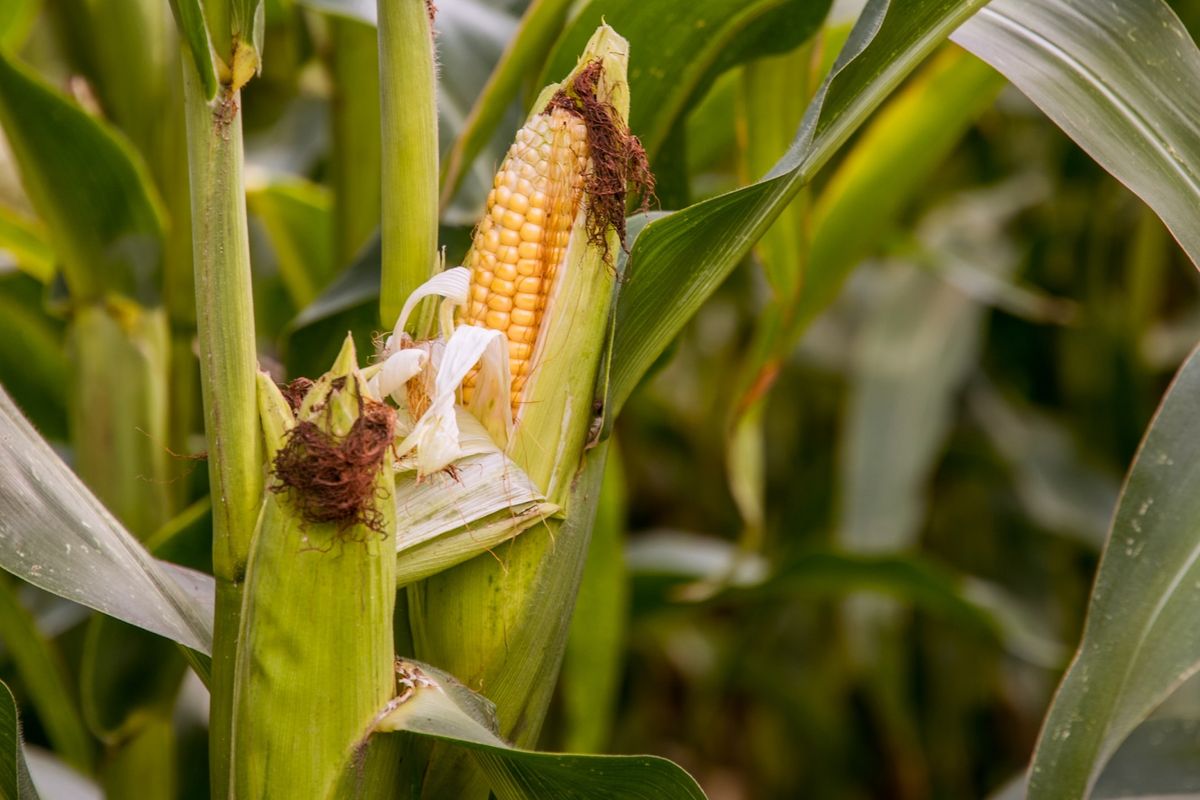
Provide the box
[0,384,213,653]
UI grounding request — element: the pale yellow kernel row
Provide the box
[458,106,590,411]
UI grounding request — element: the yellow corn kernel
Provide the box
[459,106,590,411]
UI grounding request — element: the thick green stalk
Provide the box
[329,15,382,268]
[377,0,438,329]
[181,64,262,797]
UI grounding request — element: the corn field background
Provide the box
[3,0,1200,798]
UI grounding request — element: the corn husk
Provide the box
[408,25,629,795]
[230,335,401,799]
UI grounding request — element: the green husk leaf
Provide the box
[562,447,628,753]
[233,334,401,799]
[410,35,629,786]
[395,412,556,585]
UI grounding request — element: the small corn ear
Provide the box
[232,335,401,799]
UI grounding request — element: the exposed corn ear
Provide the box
[231,335,401,799]
[459,107,590,409]
[409,25,642,796]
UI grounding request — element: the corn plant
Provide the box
[1,0,1200,798]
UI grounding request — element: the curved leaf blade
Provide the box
[952,0,1200,272]
[0,680,41,800]
[608,0,993,413]
[167,0,219,100]
[539,0,832,160]
[1023,344,1200,797]
[370,660,708,800]
[0,581,91,772]
[0,52,165,302]
[0,385,212,654]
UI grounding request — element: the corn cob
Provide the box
[459,107,590,410]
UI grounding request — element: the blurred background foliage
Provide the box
[3,0,1200,798]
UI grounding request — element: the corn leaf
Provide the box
[0,580,91,771]
[539,0,832,161]
[0,680,40,800]
[0,0,37,49]
[0,51,165,303]
[0,384,212,654]
[798,46,1005,332]
[364,659,707,800]
[953,0,1200,273]
[246,178,336,308]
[167,0,219,100]
[1016,341,1200,796]
[0,207,52,284]
[607,0,995,414]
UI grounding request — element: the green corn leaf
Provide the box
[0,0,37,50]
[0,207,52,284]
[0,680,41,800]
[953,0,1200,272]
[1018,341,1200,796]
[247,177,336,308]
[538,0,832,161]
[0,51,166,303]
[0,580,92,772]
[168,0,219,100]
[0,384,213,654]
[358,659,707,800]
[607,0,995,415]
